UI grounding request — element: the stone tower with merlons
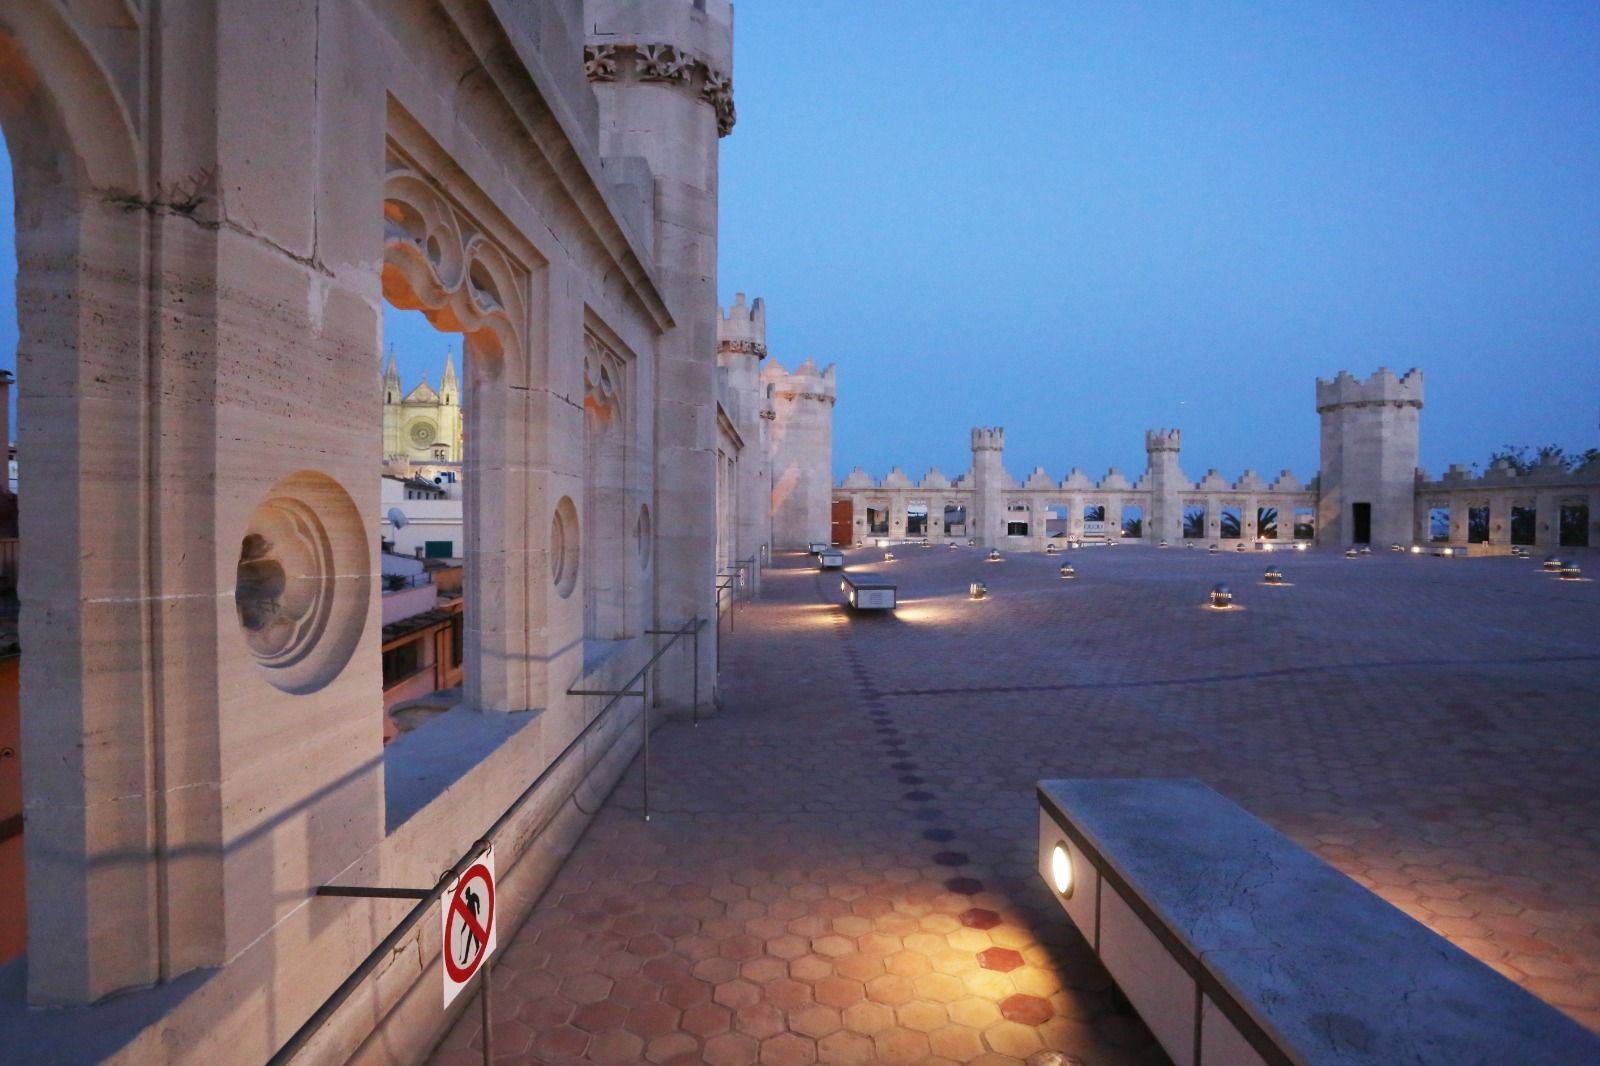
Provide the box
[763,355,836,549]
[1316,367,1424,547]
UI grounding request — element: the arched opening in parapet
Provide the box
[1120,503,1144,540]
[942,501,968,538]
[1559,498,1591,548]
[1041,501,1067,539]
[1428,506,1451,543]
[905,500,929,538]
[1292,506,1315,541]
[1219,504,1243,540]
[376,301,470,744]
[1183,503,1207,539]
[1005,501,1031,538]
[1256,506,1279,541]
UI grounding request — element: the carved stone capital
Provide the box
[584,42,737,137]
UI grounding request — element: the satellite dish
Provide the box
[387,507,408,530]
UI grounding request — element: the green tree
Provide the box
[1488,444,1600,474]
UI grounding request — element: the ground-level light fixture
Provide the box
[884,550,895,561]
[969,581,988,600]
[1410,545,1423,554]
[1560,561,1582,581]
[854,540,863,548]
[968,538,977,547]
[1059,563,1075,579]
[1345,548,1358,559]
[1049,841,1074,897]
[1296,543,1309,552]
[1069,539,1081,550]
[1046,543,1059,555]
[1159,539,1169,548]
[1208,544,1219,555]
[1264,566,1283,584]
[1211,583,1233,609]
[1543,556,1562,572]
[1235,543,1246,553]
[988,549,1002,562]
[1390,543,1403,552]
[1441,547,1455,557]
[947,542,957,550]
[1360,546,1373,555]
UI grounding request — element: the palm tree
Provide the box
[1122,517,1143,538]
[1220,510,1242,538]
[1183,508,1205,538]
[1257,507,1278,539]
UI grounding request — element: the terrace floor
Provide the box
[430,543,1600,1065]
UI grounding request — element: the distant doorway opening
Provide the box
[1352,502,1372,544]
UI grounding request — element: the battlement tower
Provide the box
[1143,428,1185,542]
[763,358,836,549]
[1316,367,1424,546]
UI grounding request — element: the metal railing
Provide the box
[266,616,706,1066]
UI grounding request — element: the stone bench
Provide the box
[1036,779,1600,1066]
[839,572,896,611]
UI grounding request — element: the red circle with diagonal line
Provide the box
[443,862,495,984]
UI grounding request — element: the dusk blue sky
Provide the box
[6,3,1599,485]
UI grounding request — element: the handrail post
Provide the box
[641,670,651,822]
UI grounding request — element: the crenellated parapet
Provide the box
[762,357,837,406]
[717,292,766,357]
[1316,366,1424,413]
[1145,428,1182,453]
[971,426,1005,452]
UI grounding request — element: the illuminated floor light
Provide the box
[1211,583,1233,609]
[969,581,988,600]
[1264,566,1283,585]
[1050,842,1074,897]
[1059,563,1075,579]
[1345,548,1359,559]
[1543,557,1563,572]
[1159,539,1169,548]
[1410,545,1423,555]
[987,549,1002,562]
[1560,562,1582,581]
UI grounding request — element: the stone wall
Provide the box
[0,0,730,1060]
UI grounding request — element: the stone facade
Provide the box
[382,350,462,465]
[0,1,735,1061]
[841,423,1316,551]
[838,366,1598,554]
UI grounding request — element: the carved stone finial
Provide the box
[583,44,618,82]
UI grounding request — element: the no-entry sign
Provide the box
[441,848,497,1008]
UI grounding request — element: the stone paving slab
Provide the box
[430,545,1600,1064]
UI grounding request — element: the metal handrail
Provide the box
[266,617,705,1066]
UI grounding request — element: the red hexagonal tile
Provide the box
[978,946,1025,972]
[998,992,1054,1025]
[959,907,1002,930]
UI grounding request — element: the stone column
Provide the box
[588,3,736,710]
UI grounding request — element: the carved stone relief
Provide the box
[236,471,368,694]
[582,42,736,137]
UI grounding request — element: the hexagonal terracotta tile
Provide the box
[999,992,1054,1025]
[978,946,1025,972]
